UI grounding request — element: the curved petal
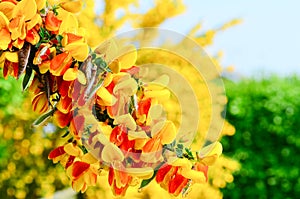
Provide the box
[72,161,90,179]
[0,28,11,50]
[0,10,10,27]
[32,92,49,114]
[118,45,137,69]
[160,120,177,145]
[58,11,78,34]
[64,143,82,157]
[12,0,37,21]
[96,87,117,106]
[63,67,78,81]
[45,10,62,32]
[60,0,83,13]
[64,42,89,61]
[35,0,46,11]
[180,168,205,183]
[50,51,73,76]
[26,13,42,30]
[101,143,124,163]
[0,2,15,20]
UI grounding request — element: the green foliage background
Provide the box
[221,76,300,199]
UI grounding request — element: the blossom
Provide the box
[8,0,42,47]
[0,51,18,78]
[45,10,62,32]
[50,51,73,76]
[156,159,207,196]
[0,11,11,50]
[48,143,82,169]
[141,120,176,162]
[67,160,98,192]
[108,166,132,196]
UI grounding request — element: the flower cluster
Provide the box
[0,0,223,197]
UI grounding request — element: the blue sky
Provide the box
[114,0,300,77]
[159,0,300,77]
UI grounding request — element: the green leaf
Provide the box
[56,35,64,47]
[22,66,33,91]
[184,148,194,160]
[32,109,55,127]
[139,162,165,189]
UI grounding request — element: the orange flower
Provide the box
[25,27,40,45]
[48,145,75,169]
[50,51,73,76]
[1,51,18,78]
[8,12,26,41]
[0,12,11,50]
[53,110,73,128]
[45,10,62,32]
[108,167,132,196]
[156,160,207,196]
[48,142,83,169]
[7,0,41,48]
[110,125,135,156]
[67,161,98,193]
[142,121,176,154]
[3,60,18,78]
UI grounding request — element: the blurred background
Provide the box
[0,0,299,198]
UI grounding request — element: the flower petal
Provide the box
[180,168,205,183]
[32,92,49,113]
[118,45,137,69]
[12,0,37,21]
[64,42,89,61]
[101,143,124,163]
[64,143,82,157]
[48,146,66,159]
[26,13,42,30]
[60,0,83,13]
[0,2,15,20]
[160,121,177,145]
[0,28,11,50]
[96,87,117,106]
[58,10,78,34]
[72,161,90,179]
[35,0,46,11]
[45,10,62,32]
[113,114,136,130]
[50,52,73,76]
[63,67,78,81]
[0,10,10,27]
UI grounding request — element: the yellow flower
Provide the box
[32,92,49,114]
[59,0,83,13]
[9,0,37,40]
[0,12,10,50]
[0,1,15,20]
[49,8,89,61]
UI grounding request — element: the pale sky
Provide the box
[99,0,300,77]
[160,0,300,77]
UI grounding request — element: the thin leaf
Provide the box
[22,66,33,91]
[32,109,55,127]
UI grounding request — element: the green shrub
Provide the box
[222,76,300,199]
